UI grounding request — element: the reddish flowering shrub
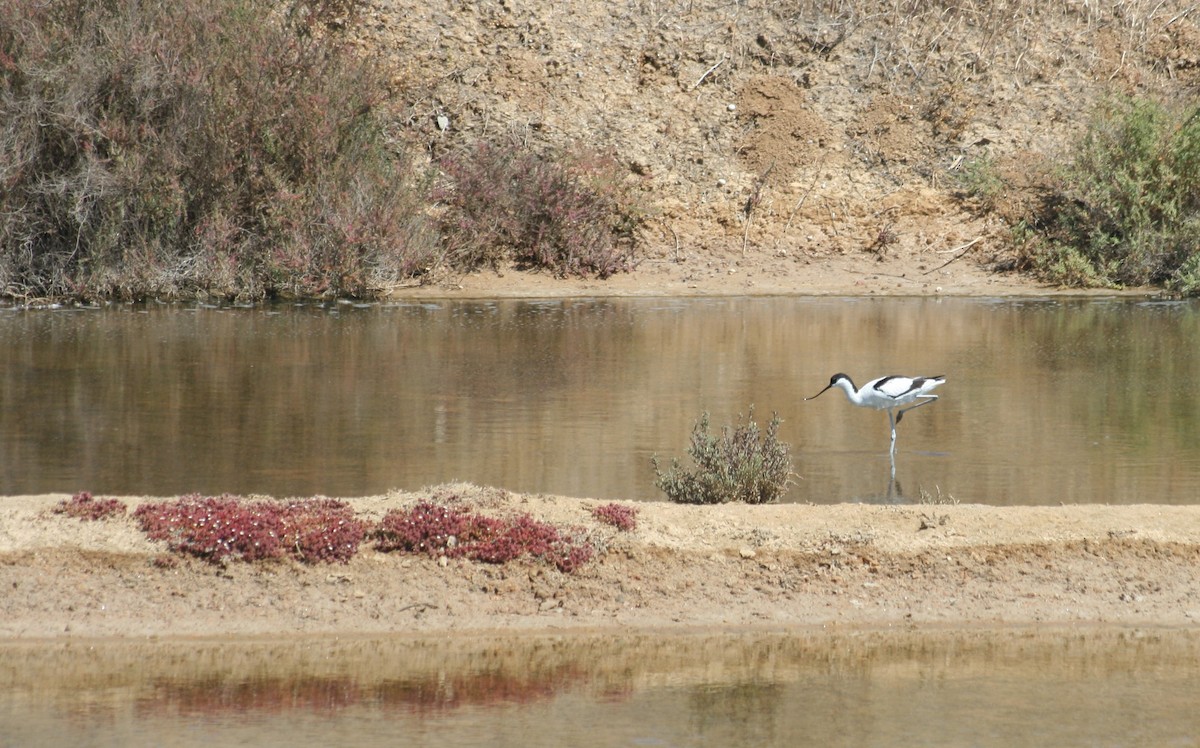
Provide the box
[470,514,557,563]
[553,544,595,574]
[591,503,638,531]
[373,501,503,555]
[133,494,366,564]
[279,498,367,564]
[53,492,127,521]
[134,494,283,563]
[130,493,592,571]
[374,502,594,573]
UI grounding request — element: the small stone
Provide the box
[739,547,756,559]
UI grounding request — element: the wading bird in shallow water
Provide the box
[805,373,945,457]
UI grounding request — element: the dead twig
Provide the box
[398,602,439,612]
[826,204,840,237]
[782,155,827,239]
[923,237,983,275]
[692,57,726,90]
[742,162,774,255]
[1164,5,1197,29]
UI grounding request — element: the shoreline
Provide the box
[382,256,1162,302]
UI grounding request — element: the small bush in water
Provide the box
[652,406,793,504]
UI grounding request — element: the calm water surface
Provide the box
[2,296,1199,504]
[1,629,1197,747]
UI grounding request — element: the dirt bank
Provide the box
[359,0,1197,301]
[3,487,1199,640]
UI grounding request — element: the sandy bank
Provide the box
[3,487,1198,640]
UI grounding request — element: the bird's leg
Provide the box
[895,395,939,424]
[888,410,897,457]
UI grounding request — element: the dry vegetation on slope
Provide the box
[8,0,1198,299]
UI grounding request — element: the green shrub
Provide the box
[1034,96,1200,294]
[954,153,1006,212]
[1170,251,1200,297]
[652,407,793,505]
[436,142,644,278]
[0,0,437,302]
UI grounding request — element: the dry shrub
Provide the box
[0,0,437,303]
[436,142,644,279]
[652,407,794,505]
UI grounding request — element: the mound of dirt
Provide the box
[4,487,1200,639]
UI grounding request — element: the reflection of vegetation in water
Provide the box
[0,301,655,495]
[137,665,598,718]
[687,682,785,745]
[13,630,1200,731]
[1016,301,1200,449]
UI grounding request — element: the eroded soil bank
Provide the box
[3,487,1199,640]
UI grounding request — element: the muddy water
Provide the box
[1,629,1197,746]
[2,297,1198,504]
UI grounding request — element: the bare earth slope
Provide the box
[358,0,1200,298]
[4,488,1200,639]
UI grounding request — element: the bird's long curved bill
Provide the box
[805,384,832,401]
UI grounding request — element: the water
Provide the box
[2,296,1199,504]
[1,629,1197,747]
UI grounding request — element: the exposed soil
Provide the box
[356,0,1199,300]
[4,487,1200,640]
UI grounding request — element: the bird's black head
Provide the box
[806,373,852,401]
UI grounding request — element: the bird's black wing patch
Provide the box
[871,376,919,398]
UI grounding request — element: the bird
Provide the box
[805,373,945,456]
